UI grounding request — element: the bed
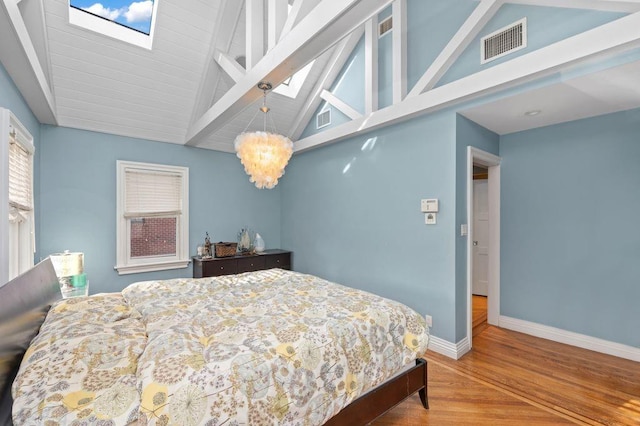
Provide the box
[2,260,430,425]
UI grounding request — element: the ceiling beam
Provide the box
[295,11,640,152]
[215,50,245,83]
[288,26,364,140]
[392,0,407,104]
[506,0,640,13]
[408,0,502,97]
[320,89,362,119]
[268,0,288,51]
[187,0,243,127]
[246,0,265,70]
[279,0,321,42]
[364,16,379,115]
[185,0,392,147]
[0,0,56,124]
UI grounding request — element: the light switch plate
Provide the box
[421,198,439,213]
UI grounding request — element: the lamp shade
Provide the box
[234,131,293,189]
[49,252,84,277]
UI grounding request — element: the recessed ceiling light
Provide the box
[524,109,542,116]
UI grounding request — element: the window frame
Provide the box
[1,108,35,283]
[115,160,189,275]
[68,1,159,50]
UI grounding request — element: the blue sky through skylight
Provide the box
[70,0,155,34]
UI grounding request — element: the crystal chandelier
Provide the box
[234,82,293,189]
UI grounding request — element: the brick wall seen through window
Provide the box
[130,217,176,257]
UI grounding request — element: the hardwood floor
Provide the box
[372,325,640,425]
[472,295,488,337]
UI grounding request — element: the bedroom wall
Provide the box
[38,125,282,294]
[281,110,459,343]
[499,108,640,348]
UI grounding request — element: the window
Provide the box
[1,109,35,283]
[115,160,189,274]
[68,0,159,50]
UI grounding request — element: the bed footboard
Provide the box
[324,358,428,425]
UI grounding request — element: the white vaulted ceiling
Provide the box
[43,0,222,144]
[1,0,640,154]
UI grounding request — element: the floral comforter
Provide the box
[12,269,429,425]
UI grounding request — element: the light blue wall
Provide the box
[455,116,499,341]
[439,4,625,86]
[300,37,365,138]
[38,126,281,294]
[500,108,640,348]
[407,0,477,93]
[282,111,459,342]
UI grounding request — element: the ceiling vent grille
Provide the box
[481,18,527,64]
[379,16,392,37]
[316,109,331,129]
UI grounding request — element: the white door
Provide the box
[472,179,489,296]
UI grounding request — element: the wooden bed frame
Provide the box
[325,358,429,425]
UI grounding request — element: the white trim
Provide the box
[68,2,159,50]
[392,0,407,103]
[506,0,640,13]
[114,259,190,275]
[499,316,640,362]
[365,16,379,115]
[115,160,189,275]
[186,0,392,146]
[295,12,640,153]
[288,26,364,140]
[268,0,288,51]
[0,0,57,124]
[428,335,472,360]
[279,0,321,42]
[246,0,265,70]
[320,90,362,120]
[409,0,502,97]
[214,50,246,83]
[467,147,501,348]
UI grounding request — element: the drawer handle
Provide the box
[250,263,254,266]
[220,266,224,270]
[276,260,280,263]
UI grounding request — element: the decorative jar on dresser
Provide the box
[192,249,292,278]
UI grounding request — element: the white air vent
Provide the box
[316,109,331,129]
[379,16,392,37]
[481,18,527,64]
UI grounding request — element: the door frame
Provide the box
[466,146,501,347]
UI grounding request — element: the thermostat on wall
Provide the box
[421,198,439,213]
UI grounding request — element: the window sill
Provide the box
[114,259,190,275]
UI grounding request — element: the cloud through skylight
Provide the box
[72,0,154,33]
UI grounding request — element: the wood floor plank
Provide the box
[372,323,640,425]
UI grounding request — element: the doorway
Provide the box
[467,147,501,348]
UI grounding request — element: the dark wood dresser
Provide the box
[192,249,292,278]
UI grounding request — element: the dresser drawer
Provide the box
[203,258,237,276]
[237,256,266,272]
[265,253,291,269]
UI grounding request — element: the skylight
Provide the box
[273,61,314,99]
[69,0,158,49]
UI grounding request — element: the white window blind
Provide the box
[8,132,33,212]
[124,169,182,217]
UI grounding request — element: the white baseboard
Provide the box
[428,335,471,360]
[499,316,640,363]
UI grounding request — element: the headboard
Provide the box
[0,258,61,424]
